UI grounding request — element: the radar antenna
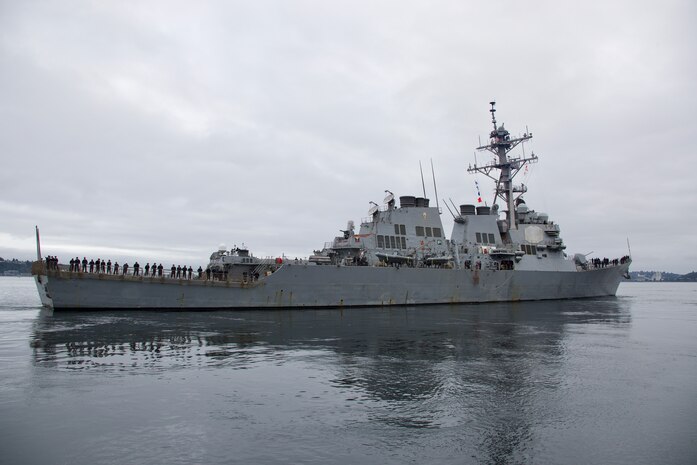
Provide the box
[468,102,538,231]
[368,201,379,216]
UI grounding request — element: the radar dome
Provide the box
[218,244,227,252]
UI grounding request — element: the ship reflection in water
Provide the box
[28,299,632,464]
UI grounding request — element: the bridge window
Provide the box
[426,227,432,237]
[390,236,396,249]
[488,233,495,244]
[433,227,441,238]
[476,232,482,243]
[415,226,425,236]
[521,244,538,255]
[393,224,407,235]
[401,237,407,249]
[377,235,384,248]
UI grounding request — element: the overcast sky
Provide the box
[1,0,695,273]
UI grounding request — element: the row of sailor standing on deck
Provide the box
[68,257,142,275]
[168,265,203,280]
[45,256,59,270]
[65,257,203,279]
[54,256,266,282]
[590,256,631,268]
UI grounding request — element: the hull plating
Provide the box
[40,263,629,310]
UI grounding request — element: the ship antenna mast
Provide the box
[468,101,538,231]
[419,161,427,198]
[430,159,440,212]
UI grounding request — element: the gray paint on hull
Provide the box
[40,263,629,310]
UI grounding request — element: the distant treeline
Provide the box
[628,271,697,282]
[0,258,33,275]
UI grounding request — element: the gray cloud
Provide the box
[1,0,695,272]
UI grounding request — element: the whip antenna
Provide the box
[35,226,42,261]
[443,201,457,219]
[419,161,427,198]
[627,238,632,258]
[430,159,440,211]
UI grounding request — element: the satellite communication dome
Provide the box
[218,244,227,252]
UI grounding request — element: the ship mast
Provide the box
[468,102,538,231]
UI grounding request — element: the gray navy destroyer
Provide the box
[33,103,631,310]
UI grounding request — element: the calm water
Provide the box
[1,278,695,464]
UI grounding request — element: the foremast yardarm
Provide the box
[469,101,538,232]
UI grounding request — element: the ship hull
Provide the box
[36,263,630,310]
